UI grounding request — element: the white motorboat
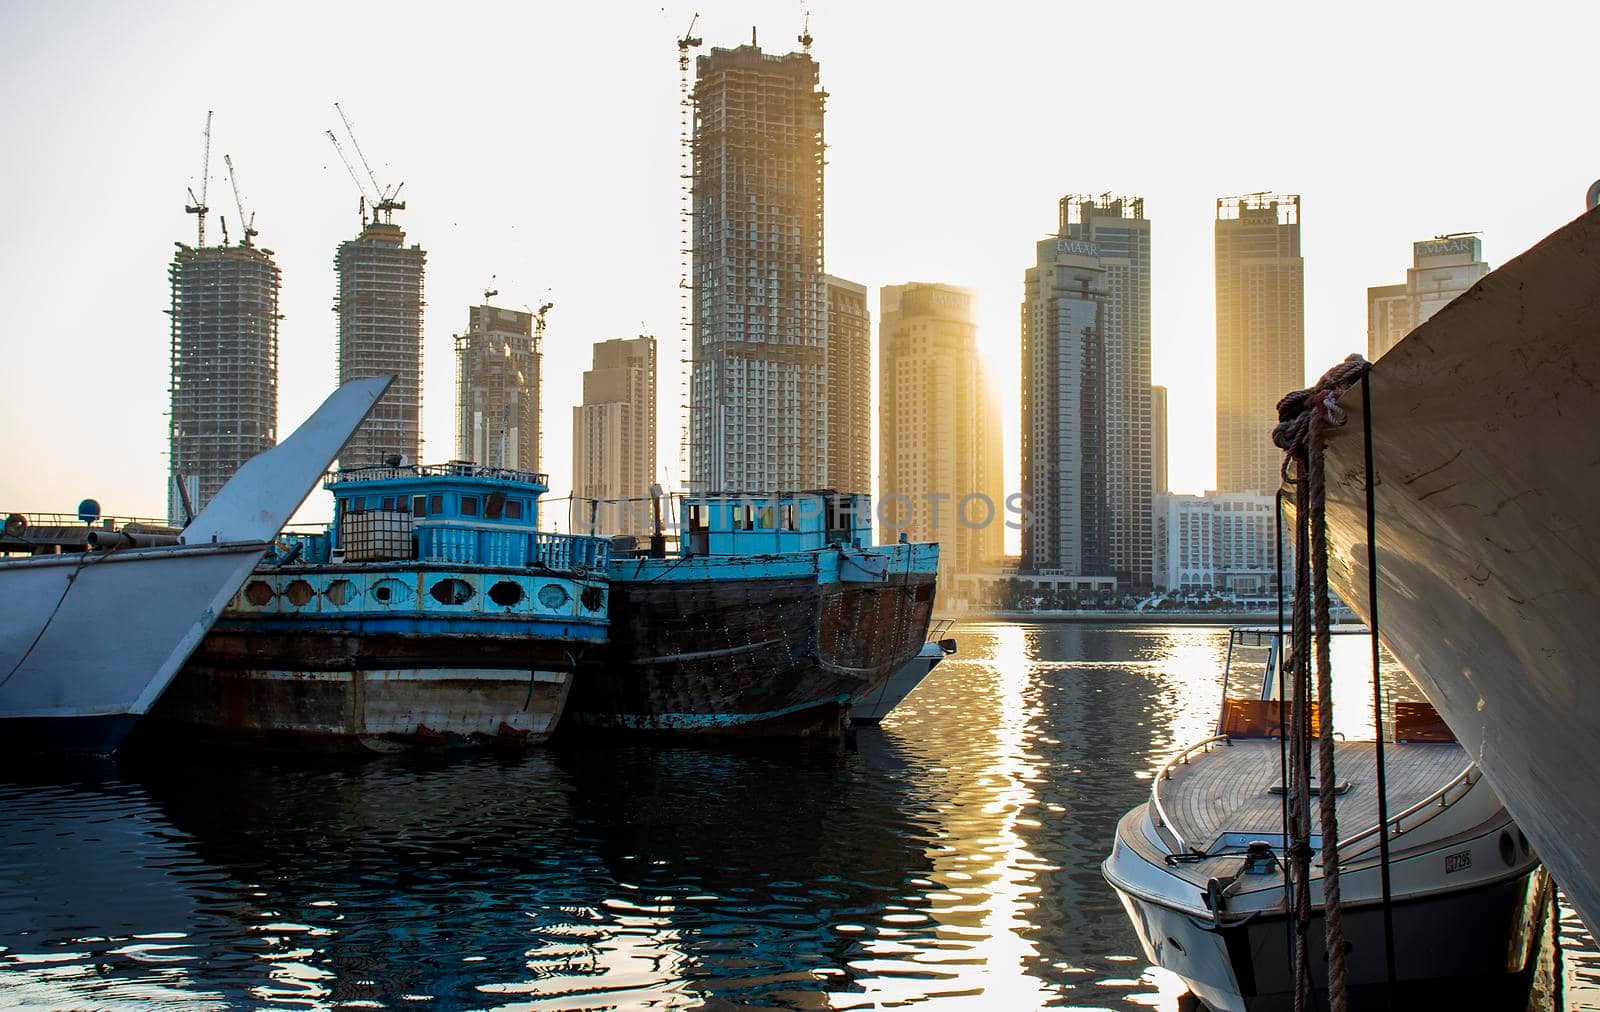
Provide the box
[849,621,956,725]
[0,377,390,754]
[1312,205,1600,934]
[1102,627,1547,1012]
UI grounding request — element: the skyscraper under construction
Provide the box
[335,218,426,467]
[167,242,281,525]
[689,38,827,494]
[455,302,542,473]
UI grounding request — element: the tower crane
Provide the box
[184,111,213,246]
[330,102,407,224]
[798,3,812,51]
[678,13,702,57]
[223,154,257,247]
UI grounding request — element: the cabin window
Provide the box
[461,496,480,517]
[382,497,395,511]
[484,492,505,519]
[429,494,444,515]
[742,505,755,531]
[412,495,428,517]
[505,500,523,520]
[344,497,361,514]
[757,507,777,530]
[687,505,706,532]
[784,504,797,531]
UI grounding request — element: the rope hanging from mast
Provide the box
[1272,353,1372,1012]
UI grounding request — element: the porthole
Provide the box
[325,579,356,606]
[1166,936,1185,954]
[580,585,605,612]
[243,580,275,606]
[284,580,315,607]
[488,580,524,608]
[430,578,475,606]
[537,583,570,609]
[370,579,413,606]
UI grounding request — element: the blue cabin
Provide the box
[678,491,873,557]
[283,462,606,572]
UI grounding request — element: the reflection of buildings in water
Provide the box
[557,736,942,1007]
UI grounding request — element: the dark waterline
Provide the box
[2,623,1596,1009]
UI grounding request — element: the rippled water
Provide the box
[2,623,1596,1009]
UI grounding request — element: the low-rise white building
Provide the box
[1153,491,1278,598]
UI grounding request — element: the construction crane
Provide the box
[798,3,812,51]
[484,274,499,303]
[678,13,702,57]
[330,102,407,224]
[223,154,257,247]
[184,111,213,246]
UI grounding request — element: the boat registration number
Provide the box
[1444,850,1472,874]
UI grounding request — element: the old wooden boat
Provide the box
[1310,205,1600,932]
[0,377,389,755]
[1103,627,1547,1012]
[850,621,956,726]
[151,462,609,751]
[567,492,939,737]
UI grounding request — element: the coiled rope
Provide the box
[1273,353,1372,1012]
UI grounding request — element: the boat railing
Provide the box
[533,531,610,572]
[325,463,549,487]
[1151,734,1233,854]
[3,511,174,532]
[1335,763,1479,860]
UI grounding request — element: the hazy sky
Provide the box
[2,1,1595,534]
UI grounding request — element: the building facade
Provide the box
[1368,234,1489,360]
[1021,238,1108,578]
[1152,490,1277,599]
[455,304,540,472]
[1215,193,1303,496]
[573,336,657,535]
[335,220,426,468]
[1151,384,1168,497]
[1060,195,1152,589]
[689,42,827,494]
[879,283,1004,578]
[823,275,870,495]
[168,243,281,525]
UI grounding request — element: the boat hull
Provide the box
[149,565,608,752]
[1110,865,1549,1012]
[1313,206,1600,931]
[569,552,937,737]
[0,542,270,754]
[850,640,947,725]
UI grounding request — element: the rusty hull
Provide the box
[155,626,590,752]
[567,571,937,737]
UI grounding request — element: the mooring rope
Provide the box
[1274,353,1372,1012]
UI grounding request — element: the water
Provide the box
[2,622,1596,1009]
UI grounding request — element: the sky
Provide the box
[1,1,1596,539]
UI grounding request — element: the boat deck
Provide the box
[1157,738,1467,858]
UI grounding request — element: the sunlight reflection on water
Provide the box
[0,622,1595,1009]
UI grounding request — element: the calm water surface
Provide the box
[2,623,1596,1009]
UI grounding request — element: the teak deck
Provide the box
[1158,738,1468,858]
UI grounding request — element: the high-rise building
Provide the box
[336,219,426,468]
[1215,193,1303,496]
[1368,234,1489,360]
[823,275,870,495]
[1152,384,1168,497]
[1060,195,1152,589]
[573,336,657,535]
[455,304,541,472]
[168,242,281,525]
[689,40,826,494]
[879,283,1003,577]
[1021,239,1109,578]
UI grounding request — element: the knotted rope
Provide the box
[1273,353,1371,1012]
